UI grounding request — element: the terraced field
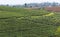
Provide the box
[0,6,60,37]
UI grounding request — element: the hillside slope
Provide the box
[0,6,60,37]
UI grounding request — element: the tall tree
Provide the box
[25,3,27,7]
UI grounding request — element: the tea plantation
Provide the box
[0,6,60,37]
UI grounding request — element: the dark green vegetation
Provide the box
[0,6,60,37]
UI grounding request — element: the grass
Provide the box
[0,6,59,37]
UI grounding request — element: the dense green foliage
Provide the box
[0,6,60,37]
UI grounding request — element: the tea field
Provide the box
[0,6,60,37]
